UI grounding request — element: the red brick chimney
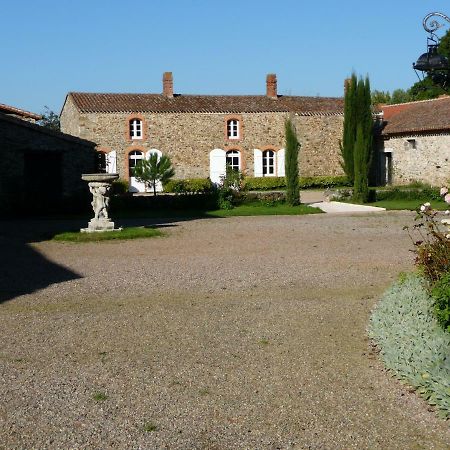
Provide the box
[163,72,173,98]
[266,74,277,99]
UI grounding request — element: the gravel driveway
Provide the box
[1,212,449,449]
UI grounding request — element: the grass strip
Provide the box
[366,199,448,211]
[53,227,163,242]
[205,204,323,217]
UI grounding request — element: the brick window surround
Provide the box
[125,114,147,141]
[125,145,146,179]
[224,115,243,141]
[225,145,246,172]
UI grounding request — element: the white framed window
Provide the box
[262,150,275,176]
[227,119,239,139]
[130,119,143,139]
[226,150,240,170]
[128,150,144,176]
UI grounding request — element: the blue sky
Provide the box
[2,0,450,114]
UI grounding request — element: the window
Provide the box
[262,150,275,175]
[406,138,416,150]
[130,119,143,139]
[97,151,107,173]
[128,150,144,176]
[226,150,240,171]
[227,119,239,139]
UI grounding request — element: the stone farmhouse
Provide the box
[60,73,345,192]
[377,96,450,186]
[0,103,96,213]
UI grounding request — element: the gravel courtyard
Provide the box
[1,212,449,449]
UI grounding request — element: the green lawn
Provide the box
[366,199,448,211]
[112,203,323,219]
[205,203,323,217]
[53,227,163,242]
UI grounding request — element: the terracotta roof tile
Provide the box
[0,103,42,120]
[382,96,450,135]
[68,93,343,115]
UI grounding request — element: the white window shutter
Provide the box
[106,150,117,174]
[277,148,285,177]
[210,149,226,184]
[254,149,263,177]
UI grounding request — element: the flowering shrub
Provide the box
[405,192,450,283]
[404,187,450,333]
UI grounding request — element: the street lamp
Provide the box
[413,12,450,83]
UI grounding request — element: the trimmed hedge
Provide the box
[243,175,350,191]
[375,186,441,201]
[369,274,450,419]
[164,178,214,194]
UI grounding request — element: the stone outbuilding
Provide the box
[60,73,344,192]
[0,103,97,213]
[377,96,450,186]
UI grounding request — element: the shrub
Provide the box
[244,177,286,190]
[368,274,450,419]
[243,175,350,191]
[376,186,441,202]
[431,273,450,332]
[216,166,244,210]
[405,204,450,282]
[299,175,350,189]
[164,178,213,195]
[111,179,129,195]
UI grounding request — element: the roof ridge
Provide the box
[383,95,450,108]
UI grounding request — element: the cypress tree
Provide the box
[353,76,373,203]
[285,118,301,206]
[340,73,357,184]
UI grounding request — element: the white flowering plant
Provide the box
[404,187,450,282]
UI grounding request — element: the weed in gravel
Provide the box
[143,421,158,432]
[199,388,210,396]
[92,392,108,402]
[259,338,270,346]
[98,351,108,363]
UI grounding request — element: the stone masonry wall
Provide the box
[61,98,344,182]
[294,115,344,177]
[384,134,450,186]
[0,114,96,211]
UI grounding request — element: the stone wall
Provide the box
[0,113,96,212]
[61,96,344,182]
[384,133,450,186]
[294,115,344,177]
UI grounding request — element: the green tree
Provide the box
[340,73,357,183]
[390,88,411,104]
[353,76,373,203]
[371,89,391,105]
[39,106,60,130]
[133,153,175,196]
[284,117,300,206]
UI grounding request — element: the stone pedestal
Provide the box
[81,173,122,233]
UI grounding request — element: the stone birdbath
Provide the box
[81,173,122,232]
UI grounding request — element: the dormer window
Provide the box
[130,118,143,139]
[227,119,239,139]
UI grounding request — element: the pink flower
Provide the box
[445,194,450,204]
[441,187,449,196]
